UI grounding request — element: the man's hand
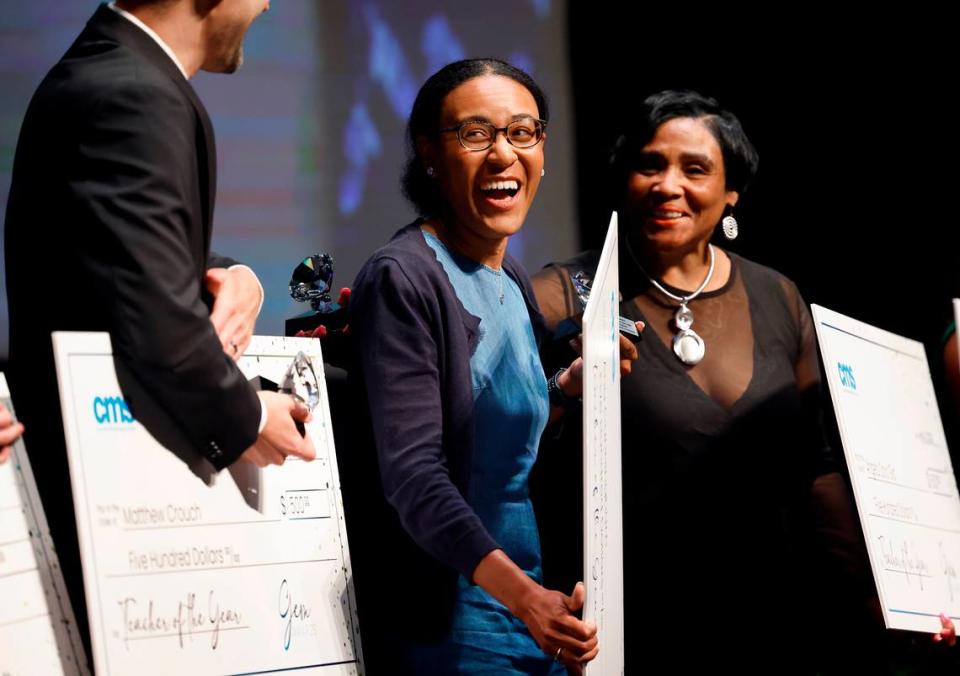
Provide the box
[239,392,316,467]
[0,402,24,464]
[206,266,263,360]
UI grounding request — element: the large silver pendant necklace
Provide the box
[628,239,716,366]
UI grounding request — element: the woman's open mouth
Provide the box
[479,179,521,209]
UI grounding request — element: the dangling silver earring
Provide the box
[540,168,545,177]
[426,167,435,177]
[722,215,738,240]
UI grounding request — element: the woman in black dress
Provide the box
[532,90,956,672]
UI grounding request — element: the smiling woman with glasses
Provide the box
[348,59,620,675]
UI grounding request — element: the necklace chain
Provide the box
[623,234,716,366]
[625,235,716,306]
[488,265,505,304]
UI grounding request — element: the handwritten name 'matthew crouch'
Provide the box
[122,503,203,527]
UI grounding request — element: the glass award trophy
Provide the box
[284,253,348,337]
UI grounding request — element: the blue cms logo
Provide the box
[92,396,135,424]
[837,363,857,391]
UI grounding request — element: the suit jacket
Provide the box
[3,4,260,652]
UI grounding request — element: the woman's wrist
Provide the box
[473,549,541,620]
[556,367,577,397]
[511,582,543,627]
[548,367,580,407]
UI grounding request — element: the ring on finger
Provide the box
[554,646,562,662]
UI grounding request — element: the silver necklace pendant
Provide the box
[623,236,715,367]
[673,328,705,365]
[672,302,705,365]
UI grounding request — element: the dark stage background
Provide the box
[568,7,958,366]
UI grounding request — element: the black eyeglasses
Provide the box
[440,117,547,151]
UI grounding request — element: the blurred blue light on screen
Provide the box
[421,15,465,76]
[366,4,417,119]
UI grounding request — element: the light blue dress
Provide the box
[407,231,562,675]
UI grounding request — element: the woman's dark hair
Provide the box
[609,89,759,196]
[401,58,549,217]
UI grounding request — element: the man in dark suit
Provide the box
[3,0,315,656]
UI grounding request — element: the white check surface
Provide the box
[0,373,90,675]
[582,212,624,675]
[53,334,362,674]
[813,305,960,632]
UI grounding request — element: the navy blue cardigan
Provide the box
[350,222,549,580]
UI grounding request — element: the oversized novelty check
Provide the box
[812,305,960,632]
[581,212,624,675]
[53,334,362,674]
[0,373,90,676]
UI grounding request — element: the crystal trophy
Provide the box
[234,352,321,511]
[284,253,348,337]
[555,270,640,342]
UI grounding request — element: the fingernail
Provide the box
[295,330,306,337]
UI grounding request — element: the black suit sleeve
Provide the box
[208,251,240,269]
[70,73,259,467]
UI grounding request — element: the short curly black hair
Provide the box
[609,90,759,197]
[401,58,549,218]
